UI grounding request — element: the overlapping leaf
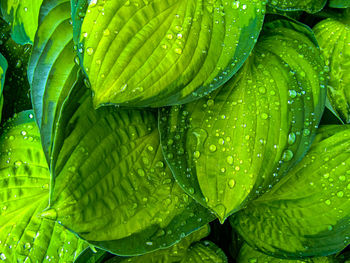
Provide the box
[0,0,43,44]
[267,0,326,13]
[231,125,350,258]
[314,10,350,123]
[28,0,80,160]
[71,0,266,107]
[0,111,86,262]
[159,18,327,222]
[237,243,339,263]
[0,53,7,122]
[99,225,225,263]
[43,80,215,255]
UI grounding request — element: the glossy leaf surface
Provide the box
[329,1,350,8]
[159,18,327,222]
[28,0,80,160]
[0,0,43,44]
[314,11,350,123]
[72,0,265,107]
[231,125,350,258]
[0,53,7,122]
[267,0,326,13]
[0,111,86,262]
[46,82,214,255]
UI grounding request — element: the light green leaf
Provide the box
[183,241,227,263]
[159,18,327,222]
[314,10,350,123]
[72,0,265,107]
[237,243,339,263]
[0,0,44,44]
[0,53,7,122]
[0,111,86,262]
[28,0,80,161]
[45,81,215,255]
[329,0,350,8]
[231,125,350,258]
[267,0,326,13]
[74,247,110,263]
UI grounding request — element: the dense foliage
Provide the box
[0,0,349,262]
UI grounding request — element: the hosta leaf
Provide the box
[104,225,212,263]
[0,53,7,122]
[267,0,326,13]
[0,111,86,262]
[45,81,215,255]
[231,125,350,258]
[28,0,80,160]
[72,0,265,107]
[74,247,111,263]
[159,18,326,222]
[237,243,339,263]
[0,0,44,44]
[314,10,350,123]
[182,241,227,263]
[329,0,350,8]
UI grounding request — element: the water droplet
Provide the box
[193,151,201,158]
[0,253,6,260]
[325,199,331,205]
[228,179,235,188]
[282,150,293,161]
[226,156,234,165]
[261,113,268,120]
[137,168,145,177]
[209,144,217,152]
[86,47,94,55]
[288,132,296,145]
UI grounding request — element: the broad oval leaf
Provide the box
[267,0,326,13]
[72,0,265,107]
[314,11,350,123]
[45,82,215,255]
[230,125,350,258]
[0,53,7,122]
[159,18,327,222]
[237,243,339,263]
[28,0,80,160]
[0,0,43,44]
[0,111,86,262]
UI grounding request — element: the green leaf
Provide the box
[314,10,350,123]
[183,241,227,263]
[105,225,211,263]
[267,0,326,13]
[72,0,265,107]
[28,0,80,161]
[237,243,339,263]
[329,0,350,8]
[159,18,327,222]
[0,0,44,44]
[0,53,7,122]
[0,110,86,262]
[231,125,350,258]
[45,81,215,255]
[74,247,110,263]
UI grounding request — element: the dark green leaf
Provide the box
[72,0,265,107]
[231,125,350,258]
[159,17,327,222]
[0,52,7,122]
[0,0,44,44]
[28,0,80,161]
[329,0,350,8]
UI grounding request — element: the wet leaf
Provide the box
[237,243,339,263]
[329,0,350,9]
[159,18,326,222]
[72,0,265,107]
[28,0,80,160]
[0,111,86,262]
[267,0,326,13]
[45,80,215,255]
[314,10,350,123]
[231,125,350,258]
[0,0,44,44]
